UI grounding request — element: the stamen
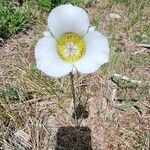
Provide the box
[57,33,86,63]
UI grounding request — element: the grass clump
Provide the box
[0,0,32,39]
[37,0,85,9]
[109,0,131,5]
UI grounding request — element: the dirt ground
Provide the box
[0,0,150,150]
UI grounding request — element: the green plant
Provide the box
[37,0,52,8]
[92,16,101,29]
[133,23,150,43]
[0,0,32,38]
[3,86,19,101]
[130,55,150,70]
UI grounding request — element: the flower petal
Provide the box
[88,26,96,32]
[42,31,52,37]
[74,31,109,74]
[85,31,109,55]
[48,4,89,38]
[35,36,73,77]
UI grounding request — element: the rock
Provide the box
[110,13,121,19]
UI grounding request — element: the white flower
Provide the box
[35,4,109,77]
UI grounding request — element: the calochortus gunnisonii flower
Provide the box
[35,4,109,77]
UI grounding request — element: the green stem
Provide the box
[70,72,76,116]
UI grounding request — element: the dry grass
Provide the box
[0,0,150,149]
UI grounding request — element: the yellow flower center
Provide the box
[57,33,86,63]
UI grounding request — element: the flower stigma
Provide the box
[57,33,86,63]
